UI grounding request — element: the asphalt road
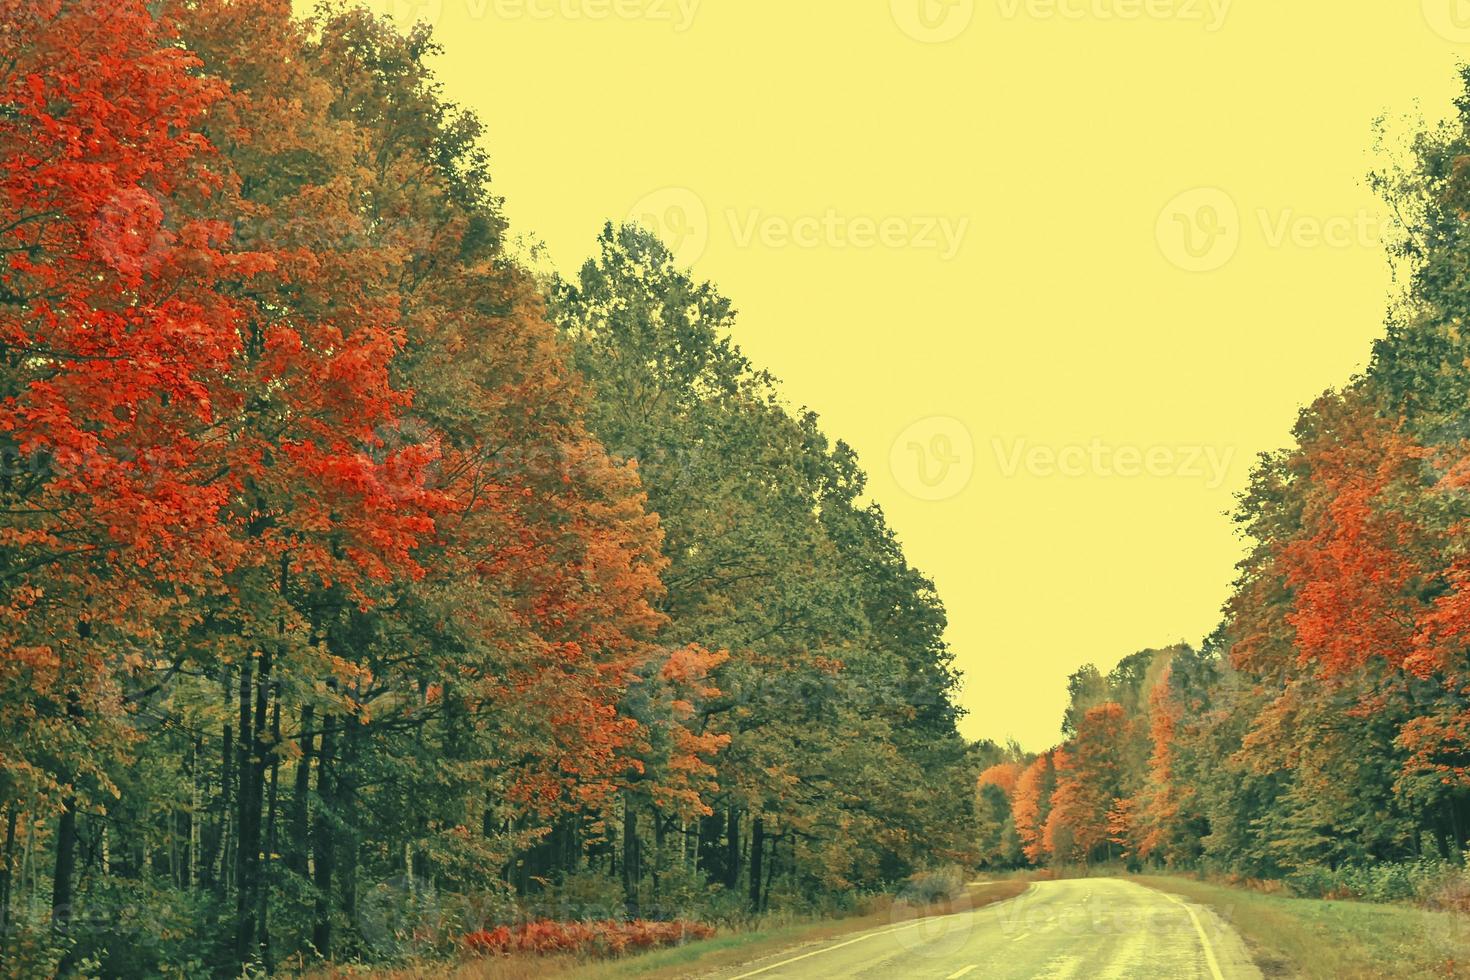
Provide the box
[704,878,1263,980]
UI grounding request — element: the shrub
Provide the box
[55,878,213,979]
[0,915,72,980]
[1284,858,1458,904]
[522,871,628,923]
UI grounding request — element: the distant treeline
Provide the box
[977,67,1470,881]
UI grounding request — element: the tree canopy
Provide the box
[0,3,975,974]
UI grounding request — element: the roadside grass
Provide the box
[565,880,1028,979]
[301,880,1029,980]
[1134,874,1470,979]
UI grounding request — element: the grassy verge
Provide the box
[566,880,1028,979]
[304,880,1029,980]
[1133,874,1470,979]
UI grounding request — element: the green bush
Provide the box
[522,870,628,923]
[1284,858,1458,904]
[57,878,214,979]
[0,914,72,980]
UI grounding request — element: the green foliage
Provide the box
[1284,858,1459,904]
[0,919,72,980]
[551,223,976,903]
[65,879,214,979]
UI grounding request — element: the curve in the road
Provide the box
[705,877,1262,980]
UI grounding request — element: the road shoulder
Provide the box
[1135,878,1263,979]
[1132,873,1470,979]
[570,880,1030,979]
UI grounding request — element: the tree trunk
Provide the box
[651,804,665,898]
[233,649,263,966]
[621,790,640,914]
[724,807,740,891]
[51,801,77,931]
[51,686,85,932]
[786,834,796,900]
[183,742,198,889]
[0,805,16,936]
[762,832,778,912]
[338,718,360,933]
[200,667,233,893]
[696,813,720,880]
[748,817,764,912]
[287,704,314,879]
[311,715,337,959]
[259,698,281,971]
[1448,797,1465,862]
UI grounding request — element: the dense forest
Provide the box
[974,68,1470,890]
[0,1,981,975]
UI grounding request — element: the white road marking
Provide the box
[724,918,931,979]
[1158,890,1226,980]
[945,967,978,979]
[724,889,1029,979]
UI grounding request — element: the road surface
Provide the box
[704,877,1262,979]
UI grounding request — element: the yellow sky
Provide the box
[343,0,1467,750]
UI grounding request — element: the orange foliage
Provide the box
[978,761,1021,799]
[1012,753,1054,865]
[463,919,715,958]
[1044,703,1131,864]
[1134,665,1185,861]
[1279,404,1430,678]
